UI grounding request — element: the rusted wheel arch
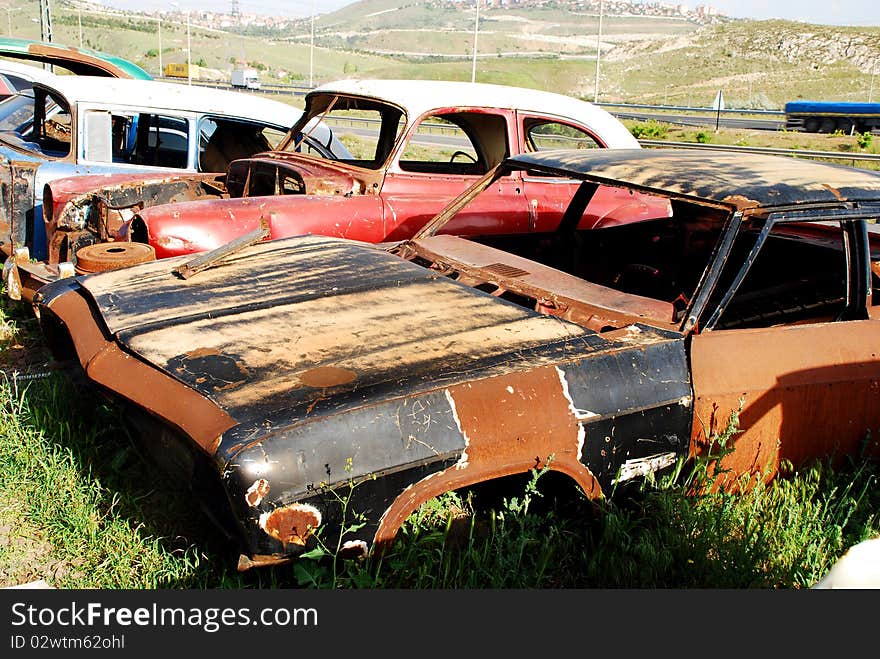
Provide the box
[371,459,603,553]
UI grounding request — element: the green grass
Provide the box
[1,295,877,589]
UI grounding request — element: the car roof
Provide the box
[0,37,151,79]
[310,78,639,148]
[0,59,60,86]
[34,77,302,128]
[505,148,880,210]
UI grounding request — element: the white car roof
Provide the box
[312,78,639,148]
[0,59,61,85]
[35,76,302,129]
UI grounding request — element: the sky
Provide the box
[99,1,880,27]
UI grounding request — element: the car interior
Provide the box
[0,87,71,157]
[401,188,856,335]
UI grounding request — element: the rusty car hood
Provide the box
[66,235,681,455]
[76,235,594,421]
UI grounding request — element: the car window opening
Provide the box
[405,198,856,335]
[398,112,508,177]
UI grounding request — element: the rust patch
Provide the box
[821,184,846,202]
[237,553,291,571]
[299,366,357,388]
[245,479,270,507]
[373,366,602,549]
[690,320,880,489]
[720,194,761,211]
[259,503,322,548]
[185,347,222,359]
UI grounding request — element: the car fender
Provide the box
[128,194,388,259]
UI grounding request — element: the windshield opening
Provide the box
[281,94,405,169]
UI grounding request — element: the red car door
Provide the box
[380,168,529,241]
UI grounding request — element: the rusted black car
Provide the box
[35,149,880,569]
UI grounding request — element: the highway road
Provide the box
[609,110,785,131]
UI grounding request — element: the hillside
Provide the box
[603,19,880,107]
[3,0,880,109]
[312,0,697,58]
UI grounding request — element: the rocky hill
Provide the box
[607,20,880,73]
[599,20,880,107]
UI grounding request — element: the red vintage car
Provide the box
[24,79,669,295]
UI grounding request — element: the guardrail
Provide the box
[599,102,784,117]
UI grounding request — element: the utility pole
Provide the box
[78,8,82,47]
[309,0,315,88]
[186,11,191,85]
[471,0,480,84]
[593,0,603,103]
[158,17,162,76]
[39,0,53,43]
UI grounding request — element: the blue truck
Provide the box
[784,100,880,134]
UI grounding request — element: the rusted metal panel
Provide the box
[690,320,880,484]
[0,161,38,255]
[117,270,600,421]
[51,233,694,561]
[45,173,225,264]
[23,43,144,78]
[409,235,678,329]
[373,367,603,547]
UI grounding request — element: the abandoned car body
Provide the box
[0,76,308,298]
[38,79,669,283]
[35,149,880,568]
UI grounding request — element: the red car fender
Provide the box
[125,195,387,259]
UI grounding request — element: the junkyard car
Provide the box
[35,148,880,569]
[0,75,311,296]
[33,79,668,293]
